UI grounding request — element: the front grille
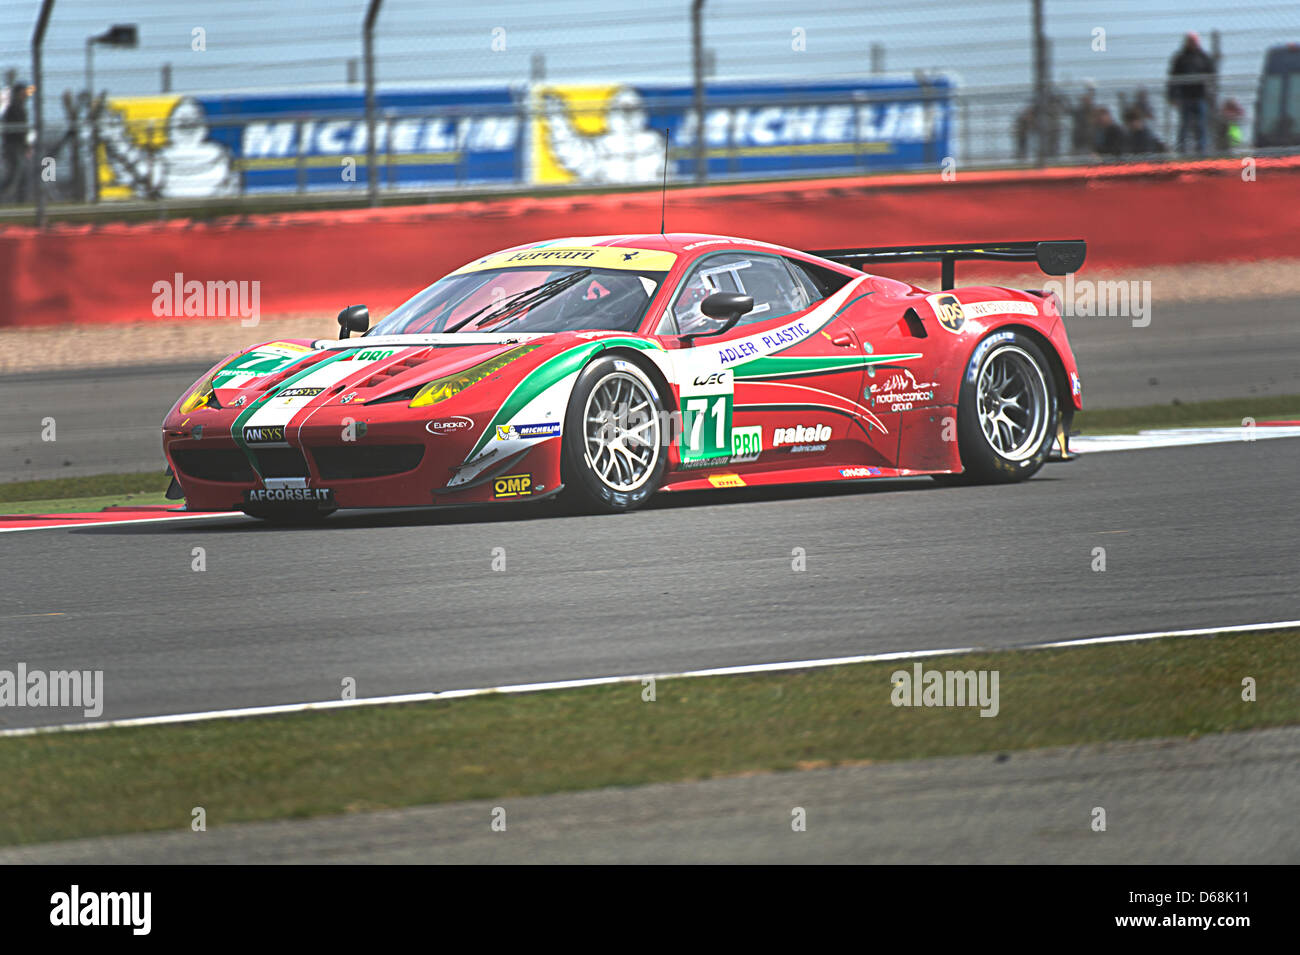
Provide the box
[310,444,425,480]
[254,448,310,478]
[171,449,256,483]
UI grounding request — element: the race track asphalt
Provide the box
[1,296,1297,483]
[1,437,1296,731]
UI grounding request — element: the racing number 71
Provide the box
[682,394,732,462]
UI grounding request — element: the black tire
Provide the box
[948,330,1058,484]
[561,355,668,513]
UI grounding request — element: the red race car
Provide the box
[162,234,1086,519]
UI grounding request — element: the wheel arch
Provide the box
[595,344,678,414]
[981,322,1072,430]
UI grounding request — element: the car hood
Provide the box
[192,332,562,408]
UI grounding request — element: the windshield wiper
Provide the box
[444,270,591,334]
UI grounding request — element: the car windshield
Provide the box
[368,266,668,336]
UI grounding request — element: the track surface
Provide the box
[1,438,1296,731]
[3,728,1294,863]
[2,297,1297,482]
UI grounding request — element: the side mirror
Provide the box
[337,304,370,339]
[683,292,754,342]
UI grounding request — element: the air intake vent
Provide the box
[310,444,425,480]
[171,449,256,483]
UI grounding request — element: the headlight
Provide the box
[179,373,221,414]
[408,343,542,408]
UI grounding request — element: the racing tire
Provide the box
[561,355,668,513]
[946,330,1058,484]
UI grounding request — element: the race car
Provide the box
[162,233,1086,519]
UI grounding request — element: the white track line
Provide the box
[2,620,1296,738]
[1072,425,1300,454]
[0,512,242,534]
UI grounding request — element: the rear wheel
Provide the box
[949,331,1057,483]
[562,355,667,512]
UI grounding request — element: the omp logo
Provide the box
[425,417,474,435]
[243,425,285,443]
[492,473,533,498]
[928,293,965,332]
[773,424,831,447]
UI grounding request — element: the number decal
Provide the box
[680,394,733,463]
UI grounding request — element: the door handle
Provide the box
[831,333,855,347]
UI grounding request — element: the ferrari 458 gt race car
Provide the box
[162,234,1087,519]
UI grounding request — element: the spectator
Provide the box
[1071,82,1098,155]
[0,81,32,201]
[1167,32,1216,155]
[1094,107,1125,157]
[1124,106,1166,154]
[1216,98,1246,151]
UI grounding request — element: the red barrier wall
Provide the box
[2,156,1297,327]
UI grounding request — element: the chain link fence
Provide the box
[1,0,1296,214]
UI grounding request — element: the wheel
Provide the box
[950,331,1057,483]
[561,355,668,512]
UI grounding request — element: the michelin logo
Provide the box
[496,422,562,440]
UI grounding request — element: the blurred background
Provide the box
[2,0,1298,215]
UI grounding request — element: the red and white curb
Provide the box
[2,619,1295,738]
[0,506,242,533]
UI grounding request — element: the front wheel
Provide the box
[950,331,1057,483]
[561,355,668,513]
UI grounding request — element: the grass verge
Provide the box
[1074,394,1300,434]
[0,472,172,514]
[0,630,1295,847]
[0,471,169,504]
[0,492,173,516]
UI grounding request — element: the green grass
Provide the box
[0,471,170,504]
[1,631,1294,847]
[0,472,173,514]
[0,491,173,516]
[1074,394,1300,434]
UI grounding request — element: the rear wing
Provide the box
[806,240,1086,290]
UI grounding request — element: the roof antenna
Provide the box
[659,128,669,236]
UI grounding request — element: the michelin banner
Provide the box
[96,78,950,199]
